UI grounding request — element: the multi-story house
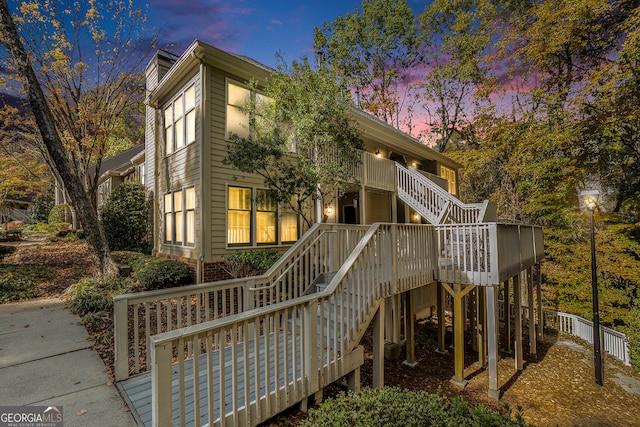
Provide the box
[113,40,544,427]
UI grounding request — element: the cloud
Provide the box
[148,0,256,54]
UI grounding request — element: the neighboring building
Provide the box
[144,41,465,283]
[94,144,146,210]
[54,144,145,212]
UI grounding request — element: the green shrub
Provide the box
[100,181,150,253]
[28,196,54,223]
[300,387,532,427]
[0,245,15,261]
[0,277,42,302]
[48,204,72,225]
[65,277,134,315]
[0,264,55,281]
[22,222,56,234]
[136,257,192,291]
[622,309,640,371]
[223,249,281,278]
[111,251,150,271]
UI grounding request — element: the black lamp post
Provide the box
[581,189,604,386]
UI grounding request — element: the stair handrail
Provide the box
[397,163,487,223]
[248,229,338,291]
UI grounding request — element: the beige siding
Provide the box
[206,68,266,260]
[155,74,202,260]
[365,191,391,224]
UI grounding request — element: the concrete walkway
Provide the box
[0,298,137,427]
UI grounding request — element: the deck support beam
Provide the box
[486,285,500,400]
[527,268,537,359]
[476,287,487,367]
[503,279,512,355]
[442,283,475,387]
[373,301,385,388]
[513,274,524,371]
[403,289,417,367]
[536,264,544,342]
[436,282,448,354]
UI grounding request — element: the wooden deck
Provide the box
[120,332,303,426]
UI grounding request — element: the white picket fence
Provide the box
[499,301,631,366]
[547,311,631,366]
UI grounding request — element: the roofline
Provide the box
[147,41,462,170]
[147,40,273,107]
[351,108,462,169]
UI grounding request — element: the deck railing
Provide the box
[397,163,488,224]
[113,223,368,381]
[149,223,438,427]
[546,311,631,366]
[497,301,631,366]
[435,223,544,286]
[361,151,396,191]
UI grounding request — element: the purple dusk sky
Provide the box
[148,0,430,67]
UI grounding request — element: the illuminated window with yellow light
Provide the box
[227,186,251,245]
[227,186,299,247]
[440,165,457,196]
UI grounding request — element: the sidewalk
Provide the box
[0,298,137,427]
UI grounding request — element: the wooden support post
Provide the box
[536,264,544,342]
[373,301,385,388]
[527,268,537,359]
[436,282,448,354]
[470,289,478,352]
[113,296,129,382]
[513,274,523,371]
[303,300,319,398]
[151,340,173,427]
[503,279,512,355]
[347,368,361,392]
[486,285,500,400]
[404,289,418,367]
[477,287,487,367]
[442,283,475,387]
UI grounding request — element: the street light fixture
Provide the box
[580,189,604,386]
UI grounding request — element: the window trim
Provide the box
[163,186,196,247]
[225,79,272,142]
[226,184,299,248]
[163,83,197,156]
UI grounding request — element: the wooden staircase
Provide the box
[396,163,495,224]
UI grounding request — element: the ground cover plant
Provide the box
[300,387,531,427]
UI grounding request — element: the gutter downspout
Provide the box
[195,52,207,283]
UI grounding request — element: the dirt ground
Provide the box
[3,237,640,427]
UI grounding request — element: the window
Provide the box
[138,163,145,185]
[440,165,457,196]
[164,84,196,155]
[228,186,251,245]
[225,81,273,140]
[256,189,276,244]
[227,186,299,246]
[164,187,196,246]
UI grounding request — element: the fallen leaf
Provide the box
[75,409,87,416]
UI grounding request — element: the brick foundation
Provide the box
[154,252,233,284]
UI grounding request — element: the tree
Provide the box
[0,0,118,276]
[224,56,363,228]
[418,0,496,152]
[313,0,424,129]
[3,0,149,209]
[496,0,635,121]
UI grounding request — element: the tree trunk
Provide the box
[0,0,118,277]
